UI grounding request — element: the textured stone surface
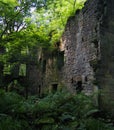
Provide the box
[97,0,114,114]
[62,0,100,94]
[43,51,64,92]
[62,0,114,114]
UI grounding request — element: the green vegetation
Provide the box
[35,0,86,45]
[0,90,113,130]
[0,0,86,88]
[1,0,114,130]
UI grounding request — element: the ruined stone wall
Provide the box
[62,0,114,114]
[43,50,64,93]
[62,0,101,94]
[97,0,114,113]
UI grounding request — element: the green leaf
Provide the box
[59,113,74,122]
[84,109,99,117]
[35,117,54,124]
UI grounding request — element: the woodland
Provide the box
[0,0,114,130]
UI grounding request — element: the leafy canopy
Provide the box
[0,0,86,49]
[34,0,86,45]
[0,0,86,76]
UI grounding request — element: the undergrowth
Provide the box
[0,90,113,130]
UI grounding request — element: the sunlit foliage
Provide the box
[0,0,86,87]
[33,0,86,45]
